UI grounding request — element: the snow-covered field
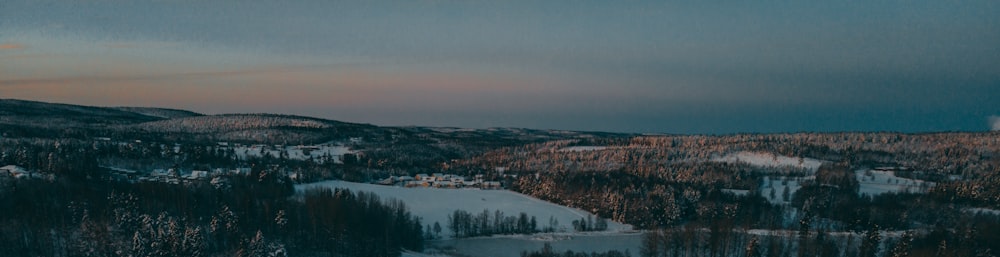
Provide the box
[296,180,632,238]
[713,151,824,173]
[232,143,352,164]
[759,176,809,205]
[855,169,933,196]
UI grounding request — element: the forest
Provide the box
[0,162,424,257]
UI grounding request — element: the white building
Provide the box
[1,165,31,179]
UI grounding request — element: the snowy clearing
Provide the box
[759,176,810,205]
[855,169,933,196]
[713,151,824,173]
[232,143,352,164]
[296,180,632,238]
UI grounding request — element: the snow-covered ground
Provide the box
[558,146,609,152]
[759,176,809,205]
[965,207,1000,216]
[296,180,632,238]
[855,169,933,196]
[232,143,352,164]
[713,151,824,173]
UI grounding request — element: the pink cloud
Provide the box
[0,43,25,50]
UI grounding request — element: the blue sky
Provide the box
[2,1,998,133]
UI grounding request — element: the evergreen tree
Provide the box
[182,226,205,257]
[746,236,761,257]
[859,225,881,257]
[888,232,912,257]
[248,230,268,257]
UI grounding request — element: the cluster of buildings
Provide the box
[377,173,503,189]
[111,167,253,184]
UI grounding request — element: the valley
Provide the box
[1,99,998,257]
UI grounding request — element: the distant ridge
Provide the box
[0,98,162,125]
[130,113,371,134]
[112,106,203,119]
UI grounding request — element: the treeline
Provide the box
[452,133,1000,182]
[929,169,1000,209]
[521,243,633,257]
[572,215,609,232]
[0,174,424,257]
[447,209,544,238]
[641,218,1000,257]
[641,226,849,257]
[444,209,610,238]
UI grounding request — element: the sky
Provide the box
[1,1,998,134]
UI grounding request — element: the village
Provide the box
[376,173,505,190]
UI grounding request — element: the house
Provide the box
[150,169,170,177]
[188,170,209,179]
[405,180,428,188]
[232,168,252,175]
[481,181,502,189]
[1,165,31,179]
[432,173,446,181]
[416,174,434,182]
[449,176,465,183]
[434,181,456,188]
[377,176,397,185]
[397,176,415,182]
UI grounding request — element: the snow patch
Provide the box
[855,169,933,196]
[760,176,809,205]
[713,151,823,173]
[720,189,749,196]
[965,207,1000,216]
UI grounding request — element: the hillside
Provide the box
[111,106,203,119]
[0,99,163,126]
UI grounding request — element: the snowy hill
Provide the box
[132,114,340,133]
[296,180,632,238]
[0,98,162,126]
[112,106,203,119]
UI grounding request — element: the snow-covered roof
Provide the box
[1,165,27,173]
